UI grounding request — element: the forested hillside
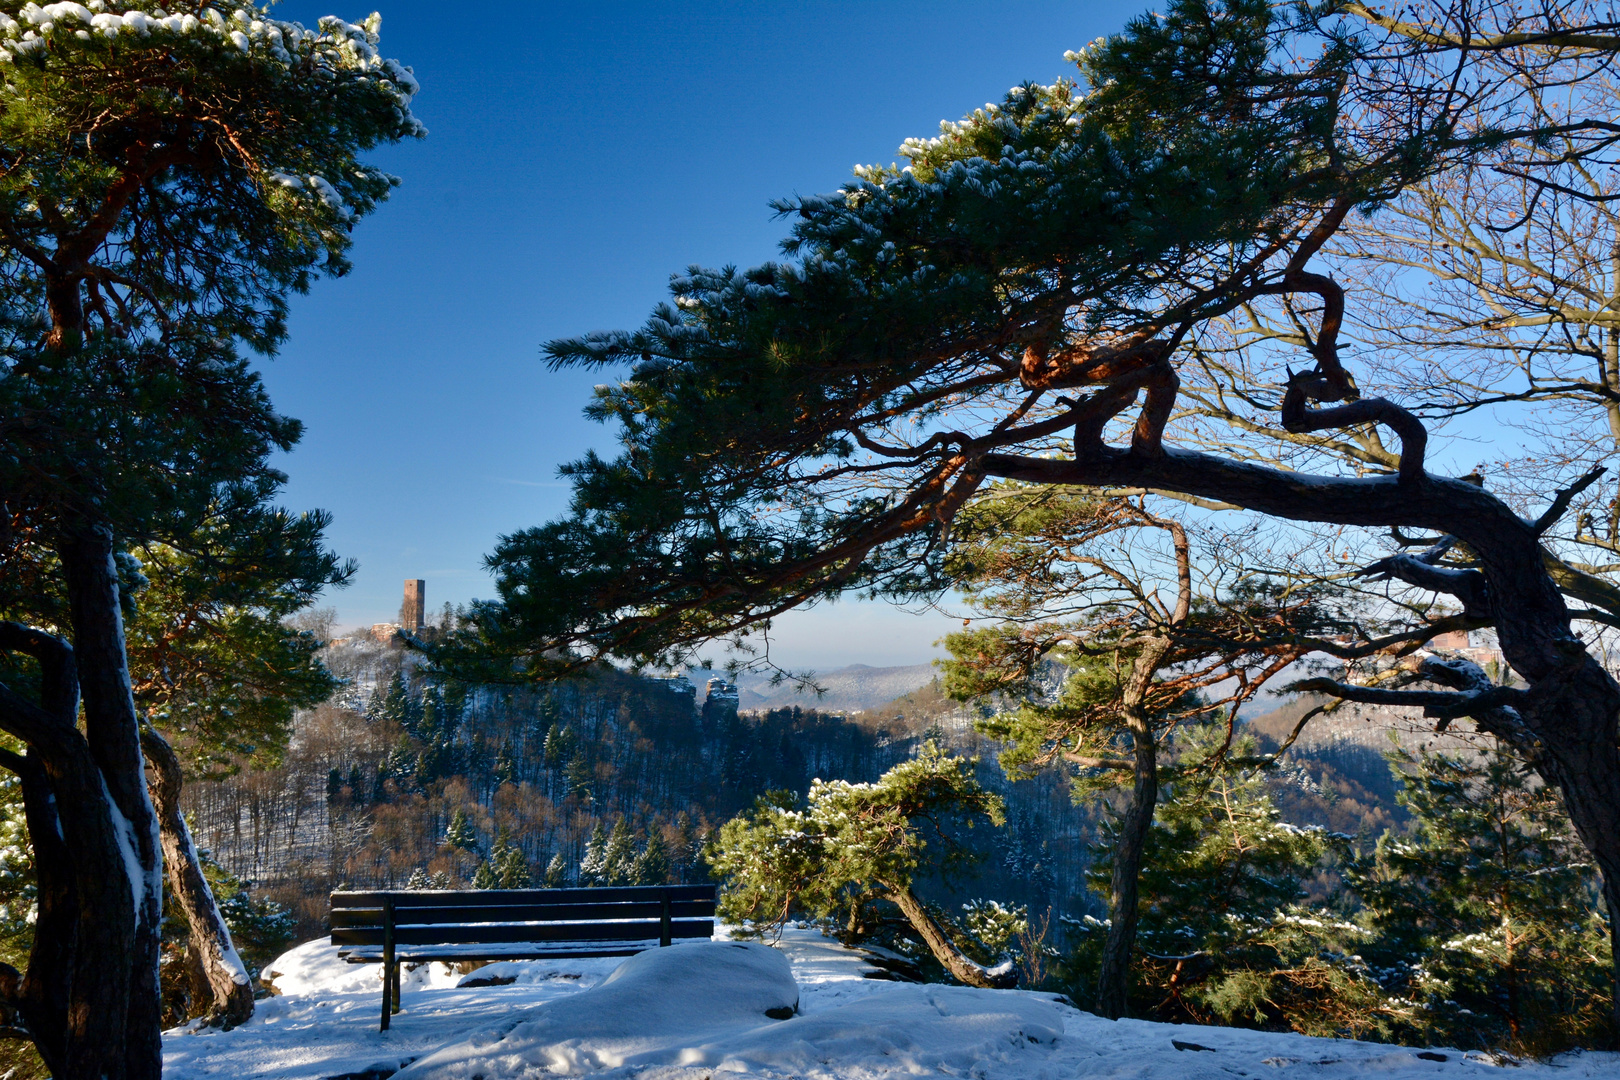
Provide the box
[183,632,1094,939]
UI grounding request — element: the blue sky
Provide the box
[260,0,1143,668]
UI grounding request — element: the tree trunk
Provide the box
[1499,659,1620,1041]
[1609,894,1620,1042]
[142,726,255,1028]
[0,621,154,1080]
[1096,635,1172,1021]
[2,748,74,1075]
[57,529,165,1080]
[1096,704,1159,1019]
[888,884,1017,989]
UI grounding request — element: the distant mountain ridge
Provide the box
[690,663,938,714]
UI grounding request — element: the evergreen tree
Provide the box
[544,853,570,889]
[1080,725,1381,1035]
[942,489,1344,1016]
[564,749,594,803]
[494,740,518,786]
[419,688,445,743]
[370,670,417,730]
[1351,743,1614,1055]
[415,739,452,787]
[496,847,533,889]
[325,767,343,805]
[437,0,1620,1033]
[601,817,637,887]
[578,823,608,886]
[406,868,432,890]
[470,860,497,890]
[671,812,698,883]
[711,742,1012,988]
[544,724,576,770]
[0,4,419,1071]
[633,829,671,886]
[443,808,478,853]
[487,826,532,888]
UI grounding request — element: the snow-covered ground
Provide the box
[163,929,1620,1080]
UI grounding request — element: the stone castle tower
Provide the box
[402,579,425,633]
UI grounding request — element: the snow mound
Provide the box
[679,982,1062,1077]
[261,939,462,997]
[394,941,799,1079]
[452,960,593,987]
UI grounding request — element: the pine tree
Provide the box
[406,868,433,890]
[419,689,445,742]
[544,724,576,770]
[1351,742,1615,1054]
[1082,725,1378,1034]
[443,808,478,853]
[497,847,533,889]
[494,740,518,786]
[371,671,413,728]
[578,823,608,886]
[633,829,671,886]
[940,489,1343,1017]
[442,0,1620,1026]
[710,742,1013,988]
[601,817,637,886]
[0,4,420,1069]
[564,749,594,803]
[672,812,699,884]
[544,853,570,889]
[471,860,497,890]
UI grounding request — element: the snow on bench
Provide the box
[329,885,718,1030]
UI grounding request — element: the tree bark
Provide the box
[142,726,255,1028]
[1095,683,1161,1020]
[0,747,73,1075]
[0,620,154,1080]
[888,885,1017,989]
[1097,514,1187,1020]
[57,527,164,1080]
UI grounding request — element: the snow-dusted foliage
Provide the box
[0,0,422,315]
[712,743,1004,934]
[0,3,420,160]
[0,774,32,942]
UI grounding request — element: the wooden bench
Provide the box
[329,884,719,1029]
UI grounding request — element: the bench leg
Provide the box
[381,895,397,1031]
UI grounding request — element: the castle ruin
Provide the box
[402,579,425,633]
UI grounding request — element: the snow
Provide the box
[395,942,799,1078]
[165,928,1620,1080]
[340,938,674,962]
[99,770,146,922]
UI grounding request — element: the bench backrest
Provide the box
[329,884,718,950]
